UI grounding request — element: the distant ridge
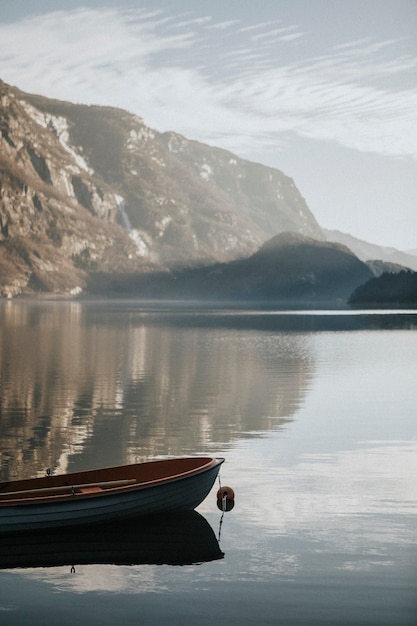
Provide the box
[323,229,417,272]
[88,232,373,304]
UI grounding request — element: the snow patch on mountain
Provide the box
[167,134,187,153]
[129,230,150,257]
[20,101,92,174]
[127,126,155,150]
[200,162,213,181]
[151,155,166,167]
[157,216,172,237]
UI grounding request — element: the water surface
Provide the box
[0,302,416,625]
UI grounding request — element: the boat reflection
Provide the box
[0,510,224,570]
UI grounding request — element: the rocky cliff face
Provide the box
[0,79,322,296]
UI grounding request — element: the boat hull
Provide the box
[0,457,224,533]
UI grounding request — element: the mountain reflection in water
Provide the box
[0,301,314,481]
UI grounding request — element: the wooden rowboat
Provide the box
[0,456,224,533]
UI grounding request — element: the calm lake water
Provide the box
[0,301,416,625]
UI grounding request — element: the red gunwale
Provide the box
[0,457,225,506]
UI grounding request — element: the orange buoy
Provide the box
[216,486,235,501]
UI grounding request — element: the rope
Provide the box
[217,473,224,541]
[218,510,224,542]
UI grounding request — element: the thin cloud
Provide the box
[207,19,240,31]
[237,20,283,34]
[0,6,415,161]
[250,25,302,42]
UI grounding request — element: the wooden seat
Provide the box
[78,486,104,494]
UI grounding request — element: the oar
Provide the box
[0,478,136,499]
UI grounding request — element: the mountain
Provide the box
[0,79,322,297]
[365,259,407,277]
[323,229,417,272]
[88,232,373,304]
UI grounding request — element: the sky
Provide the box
[0,0,416,251]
